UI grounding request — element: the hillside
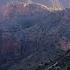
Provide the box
[0,3,70,70]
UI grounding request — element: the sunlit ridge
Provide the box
[6,0,64,12]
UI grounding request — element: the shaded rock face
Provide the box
[0,3,70,64]
[0,3,50,62]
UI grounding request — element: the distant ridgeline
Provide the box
[7,0,64,11]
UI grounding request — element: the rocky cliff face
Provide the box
[0,3,70,70]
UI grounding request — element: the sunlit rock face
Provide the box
[0,2,70,65]
[0,0,70,8]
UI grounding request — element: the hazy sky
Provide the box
[0,0,70,8]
